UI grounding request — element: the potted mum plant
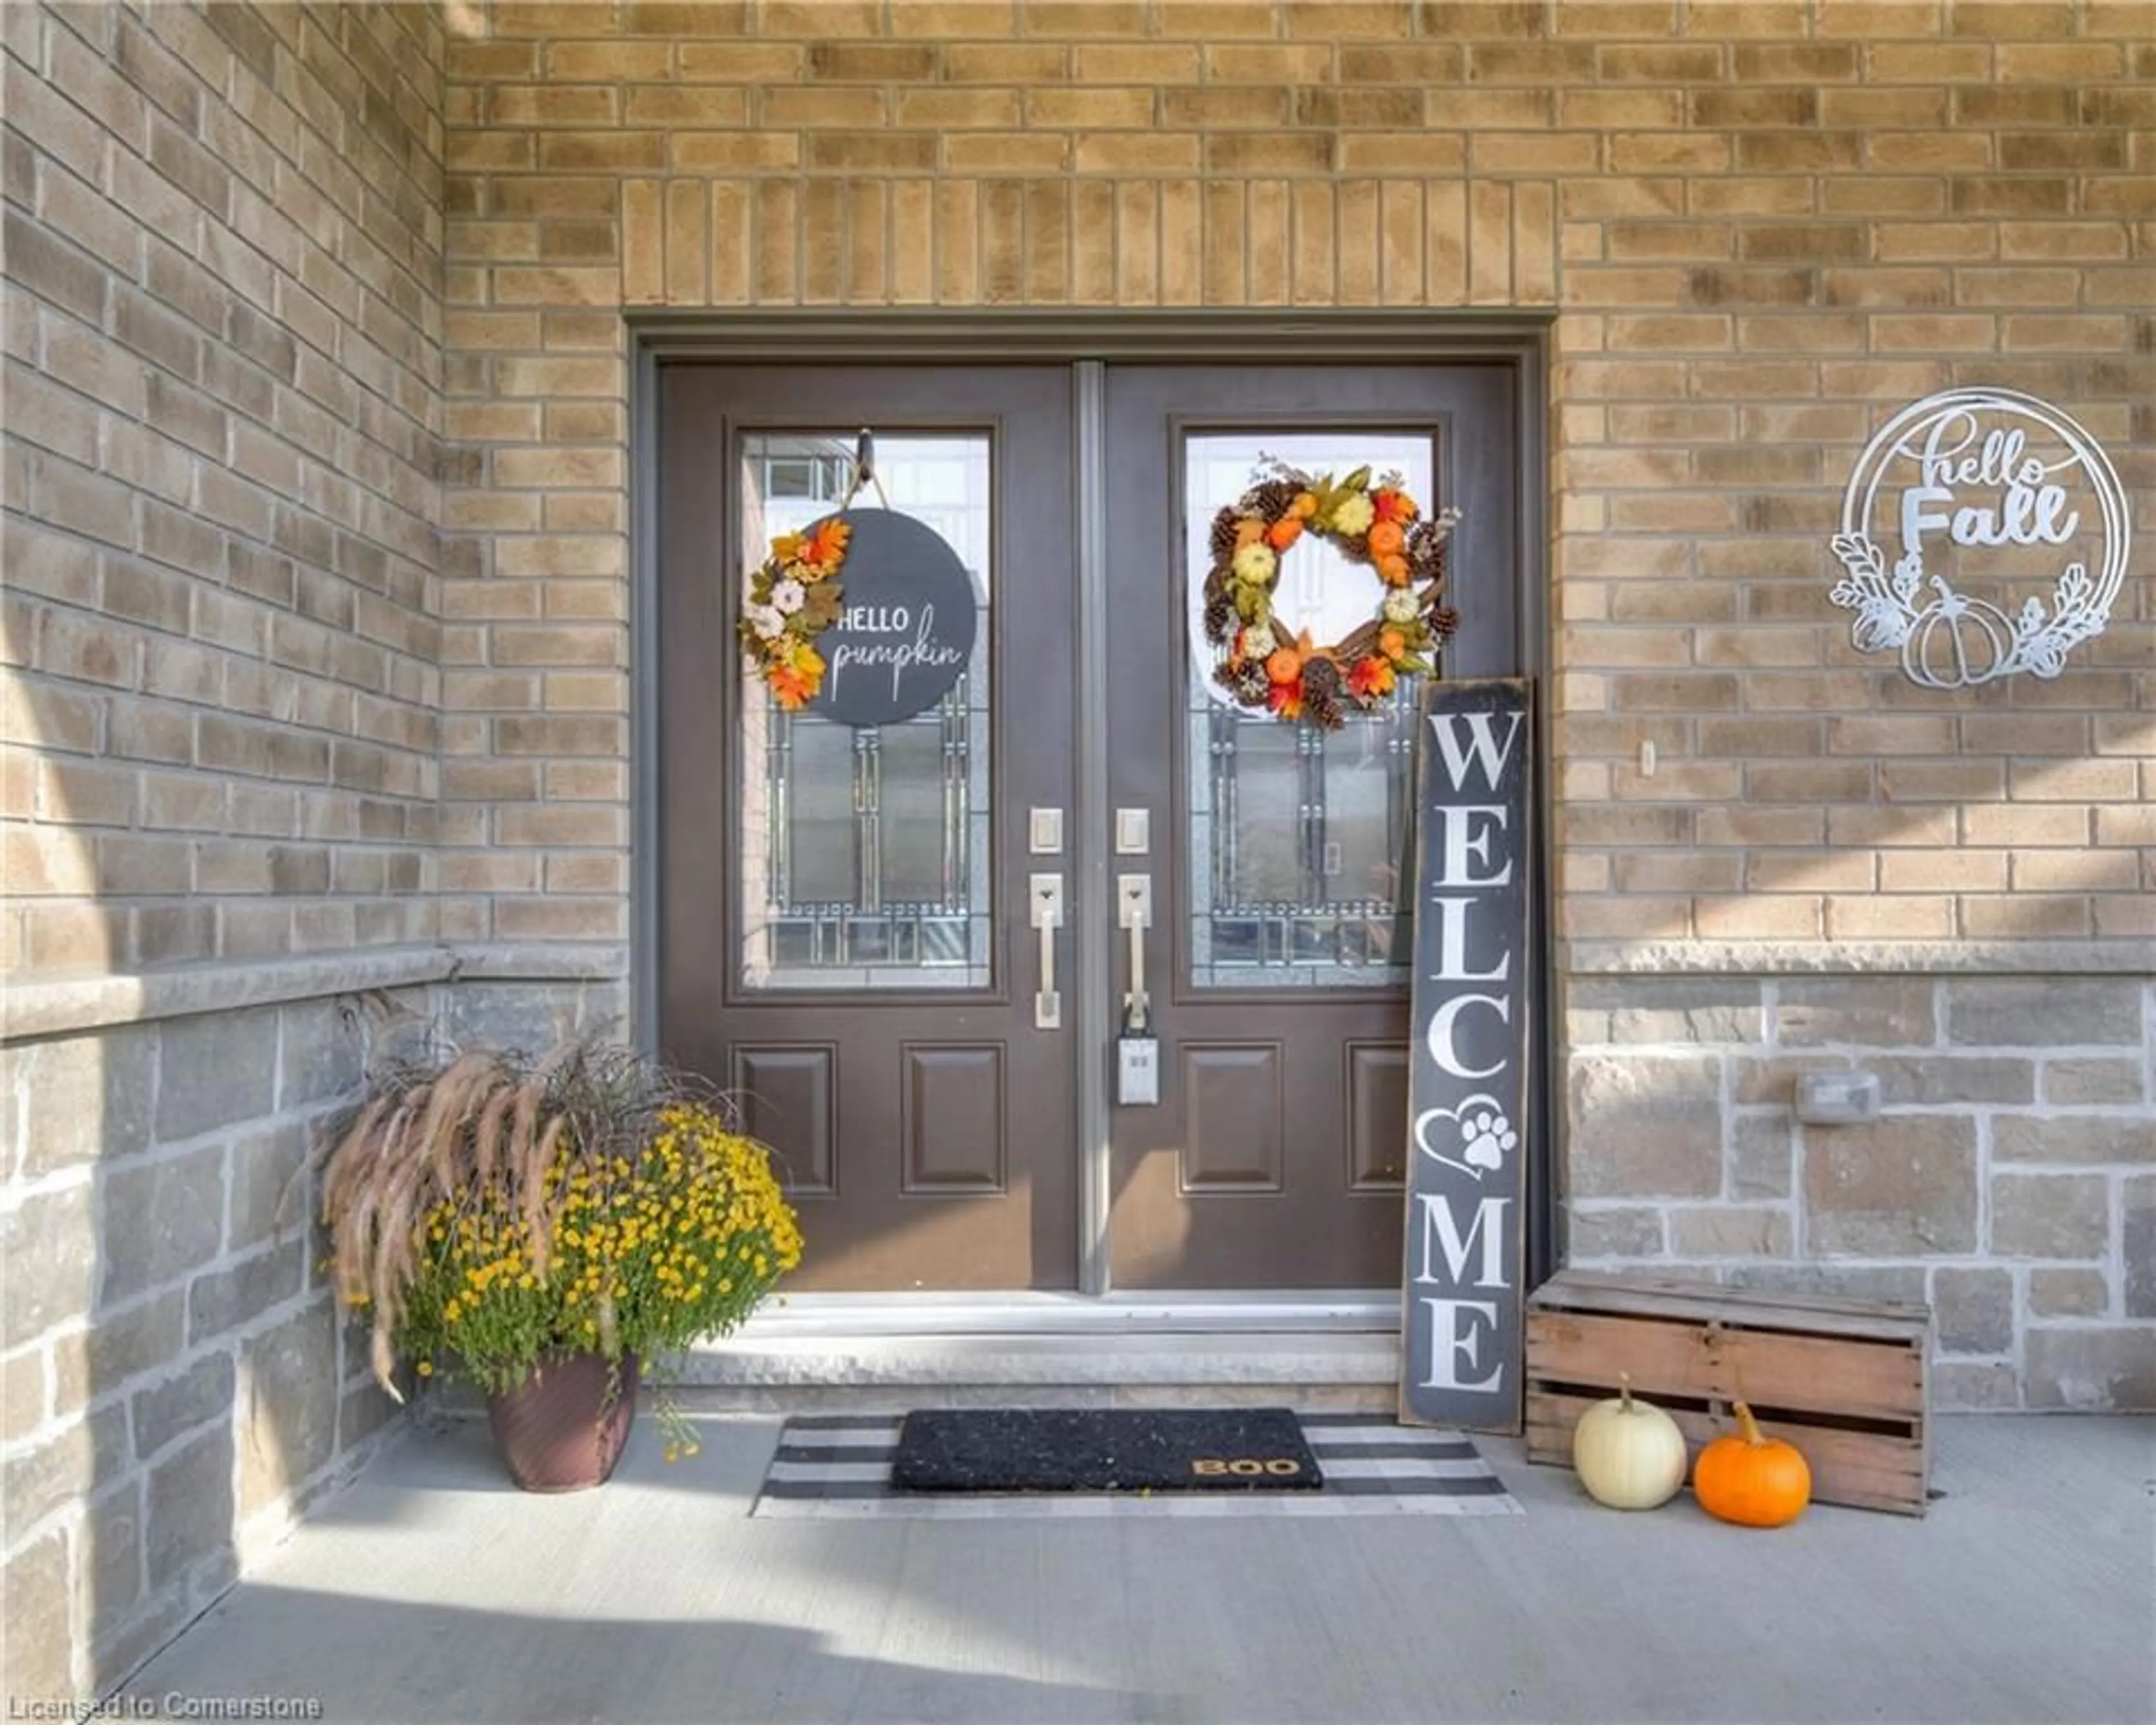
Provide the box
[319,1033,802,1491]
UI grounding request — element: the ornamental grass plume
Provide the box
[317,1030,801,1418]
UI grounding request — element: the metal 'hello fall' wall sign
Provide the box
[1829,388,2130,690]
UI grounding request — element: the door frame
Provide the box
[629,311,1556,1331]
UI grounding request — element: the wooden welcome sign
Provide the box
[1399,678,1533,1434]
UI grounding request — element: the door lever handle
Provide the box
[1117,874,1152,1032]
[1030,873,1064,1029]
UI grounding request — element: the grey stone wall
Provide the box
[1563,973,2156,1410]
[1,997,392,1699]
[0,970,624,1701]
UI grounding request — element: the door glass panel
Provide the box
[737,432,993,991]
[1184,432,1435,989]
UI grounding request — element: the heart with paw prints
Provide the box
[1413,1094,1518,1179]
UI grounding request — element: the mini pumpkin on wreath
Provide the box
[1203,460,1460,728]
[738,515,852,710]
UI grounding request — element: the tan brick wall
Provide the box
[3,0,444,980]
[2,1,446,1697]
[429,0,2153,1407]
[436,0,2153,959]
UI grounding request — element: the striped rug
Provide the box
[750,1412,1522,1518]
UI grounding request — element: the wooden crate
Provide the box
[1525,1271,1931,1516]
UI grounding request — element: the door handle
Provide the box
[1030,873,1064,1029]
[1117,874,1152,1032]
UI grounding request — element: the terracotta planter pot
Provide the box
[485,1353,640,1493]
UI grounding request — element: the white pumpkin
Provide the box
[1571,1374,1688,1510]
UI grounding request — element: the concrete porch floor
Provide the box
[131,1412,2151,1725]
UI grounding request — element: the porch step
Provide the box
[674,1329,1404,1414]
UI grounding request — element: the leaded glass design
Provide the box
[1184,432,1436,988]
[737,433,993,991]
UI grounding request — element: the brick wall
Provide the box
[3,0,445,979]
[432,0,2153,1403]
[436,0,2154,960]
[2,0,447,1698]
[4,28,2153,1696]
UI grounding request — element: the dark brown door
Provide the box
[1101,365,1519,1289]
[658,366,1079,1291]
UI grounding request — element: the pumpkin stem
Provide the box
[1734,1400,1764,1446]
[1618,1372,1633,1413]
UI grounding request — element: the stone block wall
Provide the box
[0,968,626,1700]
[1,997,393,1699]
[1565,972,2155,1407]
[2,0,445,980]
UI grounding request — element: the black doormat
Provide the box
[890,1407,1323,1493]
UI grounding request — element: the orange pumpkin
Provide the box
[1291,491,1319,520]
[1264,645,1303,686]
[1267,517,1303,552]
[1693,1402,1811,1528]
[1366,519,1405,558]
[1377,553,1411,586]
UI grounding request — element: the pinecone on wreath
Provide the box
[1209,510,1244,560]
[1248,478,1300,520]
[1203,593,1234,642]
[1409,523,1449,580]
[1231,663,1272,705]
[1303,658,1345,729]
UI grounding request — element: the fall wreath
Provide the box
[738,514,852,710]
[1202,460,1460,727]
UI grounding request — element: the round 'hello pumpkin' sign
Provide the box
[809,509,977,728]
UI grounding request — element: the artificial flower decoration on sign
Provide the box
[739,514,852,710]
[1202,459,1461,727]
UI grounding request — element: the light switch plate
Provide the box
[1115,807,1149,855]
[1029,807,1063,855]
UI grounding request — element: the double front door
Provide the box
[657,361,1518,1295]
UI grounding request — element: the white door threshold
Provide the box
[677,1293,1405,1408]
[721,1290,1403,1337]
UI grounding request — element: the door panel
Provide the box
[658,365,1078,1291]
[1103,364,1518,1290]
[659,359,1519,1298]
